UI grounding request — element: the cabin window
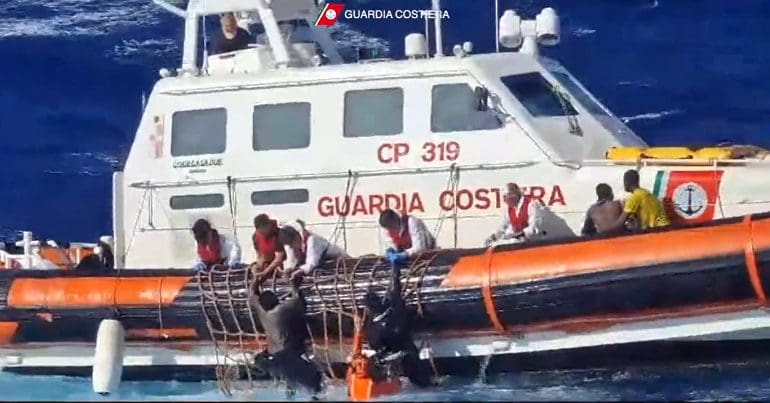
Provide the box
[431,83,503,132]
[170,108,227,156]
[251,189,309,206]
[169,194,225,210]
[343,88,403,137]
[549,71,608,116]
[500,72,577,117]
[253,102,311,150]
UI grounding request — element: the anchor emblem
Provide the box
[672,181,708,220]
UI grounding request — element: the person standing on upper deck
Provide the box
[191,218,241,271]
[251,214,286,278]
[379,209,436,265]
[211,13,251,55]
[485,183,546,246]
[278,220,350,281]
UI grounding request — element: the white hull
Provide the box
[3,308,770,373]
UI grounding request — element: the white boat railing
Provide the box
[0,231,33,269]
[0,231,100,269]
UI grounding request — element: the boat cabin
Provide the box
[110,0,769,269]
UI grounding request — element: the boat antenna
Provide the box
[494,0,500,52]
[431,0,444,57]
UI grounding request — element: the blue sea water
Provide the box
[2,0,770,400]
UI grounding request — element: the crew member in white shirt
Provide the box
[278,219,350,280]
[378,209,437,265]
[485,183,545,246]
[191,218,242,271]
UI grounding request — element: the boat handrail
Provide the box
[160,70,471,95]
[582,157,770,167]
[128,161,541,189]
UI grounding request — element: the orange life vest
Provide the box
[252,220,280,261]
[507,197,532,233]
[386,214,412,250]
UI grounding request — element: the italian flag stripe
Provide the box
[652,170,669,199]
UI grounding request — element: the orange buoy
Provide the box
[346,315,402,401]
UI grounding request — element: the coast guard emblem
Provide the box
[653,170,723,225]
[671,182,708,219]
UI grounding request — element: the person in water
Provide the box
[251,214,286,278]
[607,169,671,233]
[191,218,241,271]
[378,209,436,266]
[581,183,624,236]
[211,13,251,55]
[250,275,323,396]
[362,264,435,388]
[277,220,350,281]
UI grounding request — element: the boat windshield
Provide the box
[542,60,646,147]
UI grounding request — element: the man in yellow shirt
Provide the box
[608,169,671,233]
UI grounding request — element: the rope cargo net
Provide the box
[195,251,442,395]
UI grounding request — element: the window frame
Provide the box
[500,72,579,118]
[343,87,405,138]
[250,189,310,206]
[252,102,312,151]
[429,82,504,133]
[170,107,228,157]
[169,193,226,210]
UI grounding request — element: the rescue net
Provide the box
[195,251,445,394]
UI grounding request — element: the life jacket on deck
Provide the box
[387,215,412,251]
[197,231,224,265]
[507,197,532,233]
[252,221,280,261]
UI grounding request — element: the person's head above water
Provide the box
[623,169,640,193]
[378,209,402,231]
[595,183,614,201]
[192,219,213,244]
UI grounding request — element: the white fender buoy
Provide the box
[92,319,125,396]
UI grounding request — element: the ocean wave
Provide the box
[330,21,391,53]
[621,109,681,123]
[0,0,161,38]
[618,80,656,88]
[108,38,179,61]
[572,27,596,37]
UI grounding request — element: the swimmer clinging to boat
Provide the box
[362,264,435,388]
[250,274,324,397]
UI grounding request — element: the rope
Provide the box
[195,253,438,389]
[433,164,459,247]
[123,187,150,259]
[329,170,356,249]
[552,85,583,136]
[226,176,238,239]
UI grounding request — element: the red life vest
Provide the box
[507,197,531,233]
[252,221,280,261]
[197,230,223,265]
[387,214,412,250]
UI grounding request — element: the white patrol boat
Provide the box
[111,0,769,269]
[1,0,770,396]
